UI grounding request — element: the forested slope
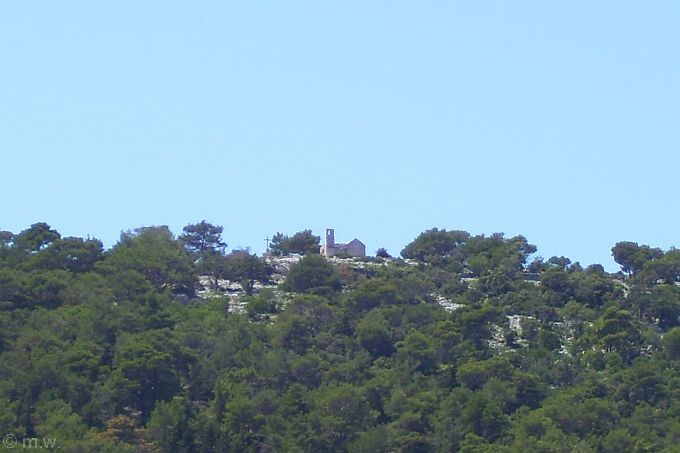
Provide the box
[2,223,680,452]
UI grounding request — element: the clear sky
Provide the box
[2,2,679,270]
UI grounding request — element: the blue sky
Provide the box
[2,2,679,270]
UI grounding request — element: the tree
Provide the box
[401,228,469,262]
[197,251,229,290]
[269,230,320,256]
[612,241,662,277]
[644,249,680,284]
[662,327,680,360]
[395,330,436,373]
[224,250,272,295]
[269,232,288,256]
[347,279,402,312]
[281,255,341,295]
[101,329,184,422]
[245,289,279,319]
[547,256,572,270]
[287,230,320,255]
[0,230,14,246]
[508,408,572,452]
[272,295,336,353]
[146,397,195,453]
[376,248,391,259]
[309,384,374,450]
[98,226,195,294]
[14,222,61,253]
[357,311,395,358]
[179,221,229,291]
[29,237,104,273]
[456,357,514,390]
[180,221,226,256]
[646,285,680,328]
[592,307,641,361]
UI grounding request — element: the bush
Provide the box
[281,255,341,295]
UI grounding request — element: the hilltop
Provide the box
[1,222,680,451]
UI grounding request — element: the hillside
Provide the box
[1,222,680,452]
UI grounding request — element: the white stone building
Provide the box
[319,228,366,258]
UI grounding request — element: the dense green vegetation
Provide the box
[2,222,680,451]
